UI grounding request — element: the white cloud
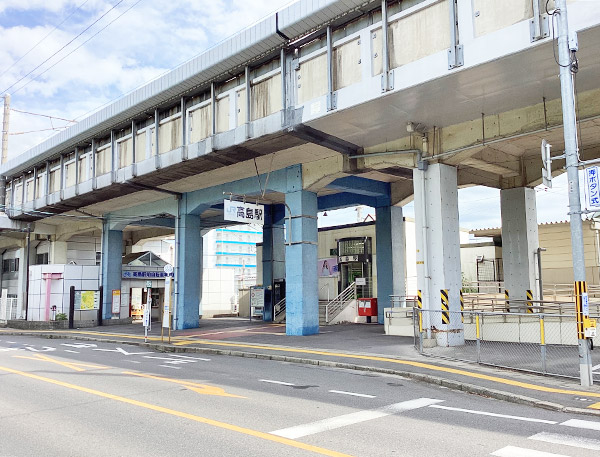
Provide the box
[1,0,293,159]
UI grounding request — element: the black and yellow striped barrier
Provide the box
[460,290,464,323]
[574,280,588,340]
[504,289,510,312]
[441,289,450,325]
[417,290,423,333]
[526,290,533,314]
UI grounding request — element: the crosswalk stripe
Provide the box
[529,432,600,451]
[560,419,600,431]
[428,405,557,424]
[270,398,442,439]
[491,446,570,457]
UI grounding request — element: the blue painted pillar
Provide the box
[262,204,286,322]
[175,210,202,330]
[285,190,318,335]
[375,206,406,322]
[101,222,122,320]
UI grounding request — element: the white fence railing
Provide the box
[322,282,356,324]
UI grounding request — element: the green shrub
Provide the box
[55,313,68,321]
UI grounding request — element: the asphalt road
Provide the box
[1,335,600,457]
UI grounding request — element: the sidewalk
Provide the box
[2,318,600,417]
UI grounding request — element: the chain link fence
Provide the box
[413,308,599,382]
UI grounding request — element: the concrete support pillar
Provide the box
[51,240,68,264]
[101,224,123,320]
[500,187,539,306]
[285,190,318,335]
[175,211,202,329]
[262,204,286,322]
[414,163,464,346]
[375,205,406,322]
[17,245,35,320]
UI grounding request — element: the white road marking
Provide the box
[24,346,56,352]
[561,418,600,431]
[126,360,141,364]
[143,356,208,364]
[328,390,376,399]
[6,341,16,344]
[491,446,570,457]
[591,363,600,372]
[529,432,600,451]
[159,365,181,369]
[61,343,97,349]
[270,398,442,439]
[63,350,79,354]
[93,347,153,356]
[259,379,295,386]
[428,405,558,424]
[168,354,211,361]
[0,347,19,352]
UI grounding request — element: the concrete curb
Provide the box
[3,330,600,418]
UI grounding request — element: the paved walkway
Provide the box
[2,318,600,417]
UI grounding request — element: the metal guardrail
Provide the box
[322,282,356,324]
[390,295,418,308]
[460,295,600,316]
[412,308,599,381]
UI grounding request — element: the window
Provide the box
[36,253,49,265]
[2,258,19,273]
[96,252,101,266]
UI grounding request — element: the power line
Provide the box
[11,108,76,123]
[9,127,70,136]
[1,0,125,95]
[12,0,144,96]
[0,0,92,79]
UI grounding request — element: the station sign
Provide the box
[224,200,265,225]
[122,271,174,279]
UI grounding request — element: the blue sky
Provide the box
[0,0,580,230]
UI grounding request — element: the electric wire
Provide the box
[11,0,144,96]
[10,127,70,136]
[10,108,76,124]
[0,0,91,79]
[1,0,125,95]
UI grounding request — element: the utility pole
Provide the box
[556,0,593,386]
[2,94,10,164]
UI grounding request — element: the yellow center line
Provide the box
[0,365,353,457]
[172,339,600,401]
[123,371,246,398]
[4,328,598,404]
[13,353,108,371]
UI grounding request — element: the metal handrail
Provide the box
[319,283,331,302]
[323,282,356,323]
[273,297,286,323]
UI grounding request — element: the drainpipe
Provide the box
[24,223,31,321]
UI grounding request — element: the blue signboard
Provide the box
[122,271,174,279]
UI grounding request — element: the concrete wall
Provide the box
[201,268,236,317]
[28,264,99,322]
[539,220,600,285]
[460,243,502,284]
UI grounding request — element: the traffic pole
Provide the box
[556,0,593,386]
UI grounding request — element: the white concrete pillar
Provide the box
[500,187,539,306]
[414,163,464,346]
[51,240,68,264]
[17,245,35,320]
